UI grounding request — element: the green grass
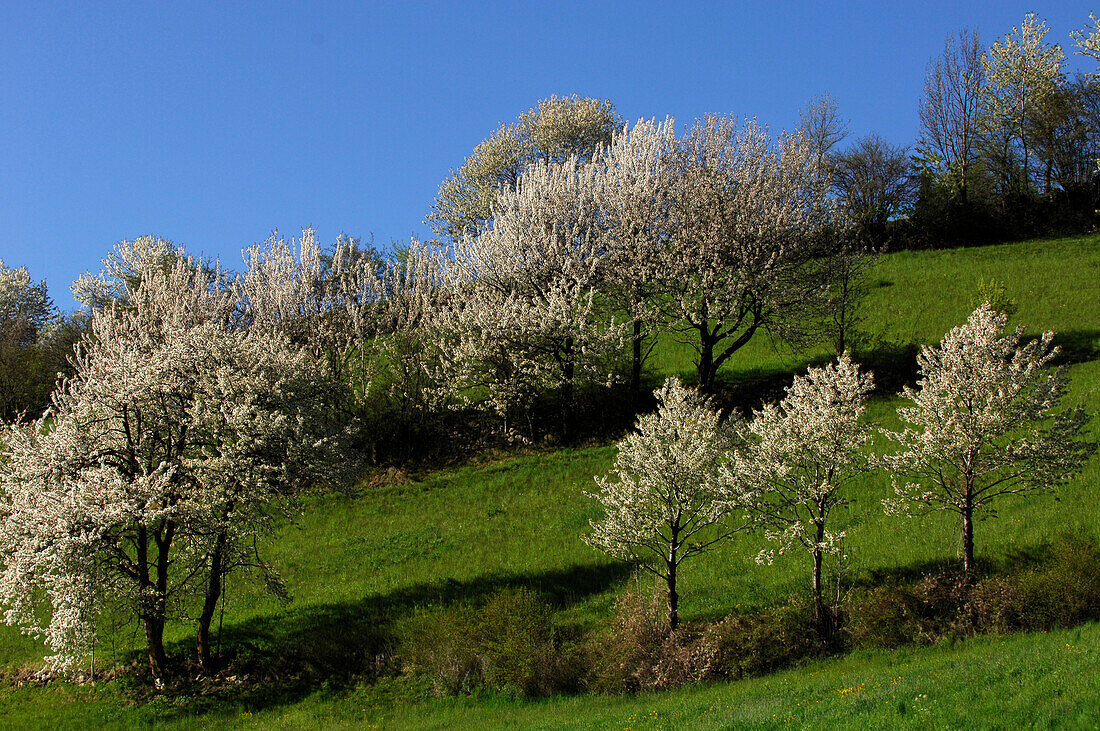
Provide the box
[649,233,1100,386]
[1,233,1099,728]
[5,623,1099,728]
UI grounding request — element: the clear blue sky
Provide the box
[1,1,1093,310]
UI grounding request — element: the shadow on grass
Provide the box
[139,560,632,719]
[855,537,1071,590]
[1051,329,1100,367]
[705,328,1100,414]
[703,341,920,414]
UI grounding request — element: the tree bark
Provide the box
[962,500,975,576]
[666,537,680,632]
[812,548,824,623]
[961,464,976,575]
[697,327,716,394]
[197,534,227,674]
[136,523,170,680]
[144,614,169,680]
[631,318,643,409]
[667,563,679,632]
[811,511,834,637]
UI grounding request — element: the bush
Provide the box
[707,598,827,679]
[397,588,586,698]
[400,538,1100,698]
[397,605,482,696]
[847,571,967,649]
[476,589,587,697]
[999,537,1100,632]
[590,585,716,693]
[850,537,1100,646]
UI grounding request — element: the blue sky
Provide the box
[1,1,1093,309]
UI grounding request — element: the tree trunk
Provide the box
[144,613,169,680]
[697,327,716,394]
[631,318,643,409]
[962,502,975,576]
[666,562,679,633]
[811,511,835,637]
[812,547,824,625]
[136,523,170,680]
[197,535,227,674]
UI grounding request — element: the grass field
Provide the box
[1,234,1098,728]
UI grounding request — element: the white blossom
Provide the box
[880,304,1095,573]
[586,377,739,629]
[653,115,834,391]
[728,353,874,621]
[0,243,338,676]
[237,228,384,399]
[980,13,1066,192]
[439,155,625,435]
[588,118,679,401]
[1072,12,1100,73]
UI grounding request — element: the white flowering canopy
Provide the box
[0,243,338,671]
[1073,13,1100,73]
[881,304,1094,570]
[731,353,874,568]
[439,155,625,425]
[652,115,834,389]
[587,378,739,609]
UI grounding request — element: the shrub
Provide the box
[476,589,587,697]
[1007,537,1100,631]
[707,598,827,679]
[590,585,716,693]
[847,571,967,648]
[397,605,482,696]
[850,537,1100,646]
[397,588,586,698]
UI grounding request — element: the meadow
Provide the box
[1,234,1098,728]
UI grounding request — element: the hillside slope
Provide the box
[1,234,1098,728]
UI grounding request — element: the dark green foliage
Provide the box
[970,538,1100,633]
[477,589,586,697]
[397,605,482,696]
[396,589,586,698]
[0,290,84,422]
[848,536,1100,648]
[707,598,829,679]
[847,571,968,648]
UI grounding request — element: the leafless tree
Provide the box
[918,29,985,203]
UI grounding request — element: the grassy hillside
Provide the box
[5,623,1100,729]
[1,234,1098,728]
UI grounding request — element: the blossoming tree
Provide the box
[729,353,875,627]
[589,117,679,405]
[586,377,740,630]
[881,304,1095,575]
[0,243,339,678]
[441,156,624,437]
[655,115,834,392]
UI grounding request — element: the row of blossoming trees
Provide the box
[0,103,1093,682]
[587,307,1095,632]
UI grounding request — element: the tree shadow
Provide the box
[1050,329,1100,367]
[709,359,834,414]
[134,560,632,719]
[855,556,974,589]
[705,341,920,414]
[853,537,1068,590]
[855,340,922,396]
